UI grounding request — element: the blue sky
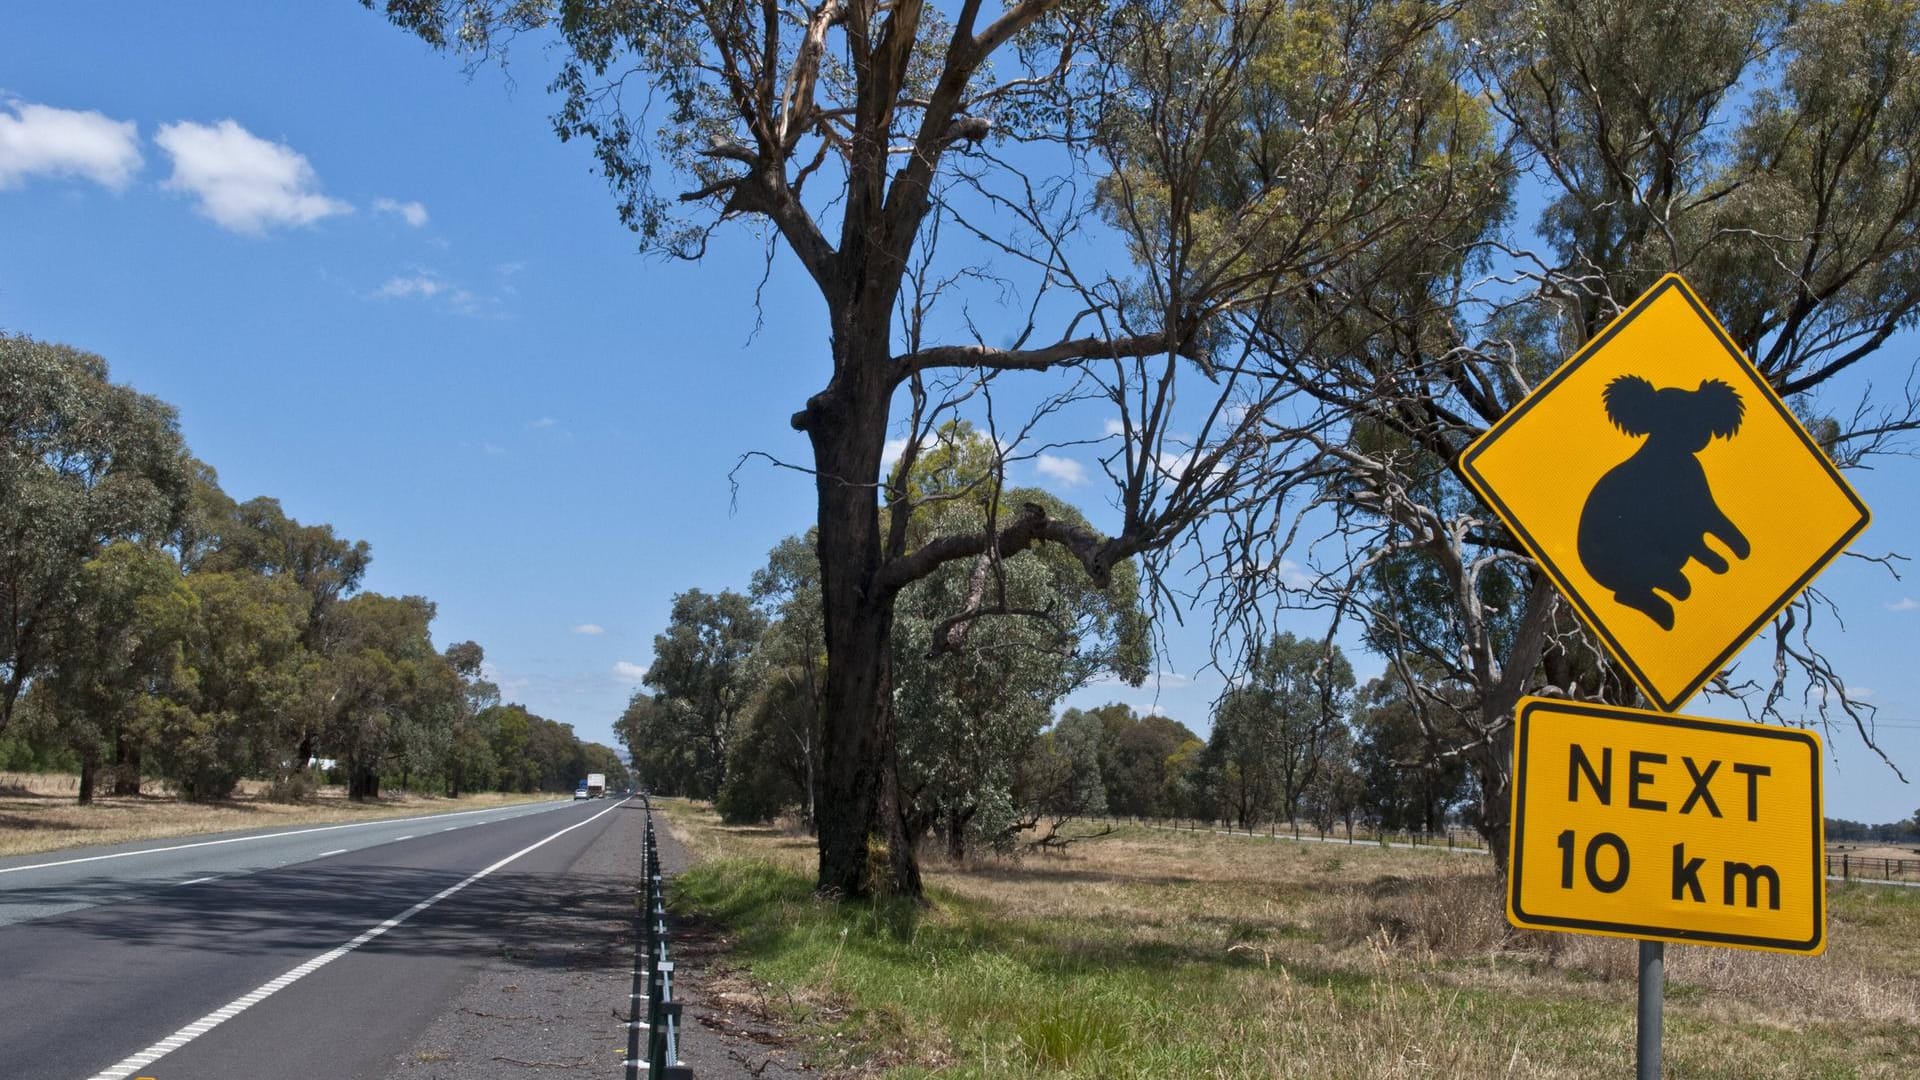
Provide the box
[3,3,1917,822]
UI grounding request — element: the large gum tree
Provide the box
[370,0,1503,897]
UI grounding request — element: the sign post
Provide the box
[1457,274,1863,1072]
[1637,942,1662,1080]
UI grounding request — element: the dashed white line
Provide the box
[392,835,414,842]
[178,876,217,887]
[84,797,631,1080]
[316,849,349,859]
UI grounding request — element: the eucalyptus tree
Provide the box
[645,588,769,796]
[1210,0,1920,866]
[158,570,308,799]
[313,593,455,799]
[374,0,1517,896]
[0,335,191,735]
[1204,633,1354,830]
[33,543,196,802]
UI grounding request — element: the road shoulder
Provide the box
[385,800,812,1079]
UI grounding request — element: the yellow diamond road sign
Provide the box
[1460,275,1869,712]
[1507,697,1825,954]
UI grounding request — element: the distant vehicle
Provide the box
[574,783,589,800]
[586,773,606,798]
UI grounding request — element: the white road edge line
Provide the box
[84,797,631,1080]
[0,800,566,876]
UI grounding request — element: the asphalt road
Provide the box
[0,796,635,1080]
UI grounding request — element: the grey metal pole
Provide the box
[1637,940,1663,1079]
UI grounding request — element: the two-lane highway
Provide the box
[0,797,642,1079]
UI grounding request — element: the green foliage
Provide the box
[0,335,191,734]
[1203,633,1355,827]
[642,588,767,796]
[1351,676,1468,833]
[1088,704,1202,817]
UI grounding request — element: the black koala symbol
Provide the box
[1576,375,1750,631]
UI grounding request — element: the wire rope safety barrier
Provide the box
[626,795,694,1079]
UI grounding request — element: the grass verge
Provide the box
[657,800,1920,1079]
[0,776,563,858]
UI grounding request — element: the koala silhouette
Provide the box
[1576,375,1749,631]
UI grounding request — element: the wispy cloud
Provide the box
[882,436,910,472]
[0,101,142,190]
[572,623,605,636]
[373,196,428,227]
[155,119,349,233]
[1888,597,1919,612]
[376,273,444,299]
[531,417,557,429]
[1035,453,1088,486]
[612,660,650,683]
[1103,417,1126,437]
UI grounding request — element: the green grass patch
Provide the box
[662,812,1920,1078]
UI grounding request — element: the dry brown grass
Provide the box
[0,774,562,858]
[657,801,1920,1078]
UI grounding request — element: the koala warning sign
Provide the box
[1460,275,1869,712]
[1507,697,1825,954]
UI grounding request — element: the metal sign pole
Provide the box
[1637,939,1663,1079]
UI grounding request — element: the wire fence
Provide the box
[626,795,694,1079]
[1827,853,1920,882]
[1096,813,1490,852]
[1100,814,1920,887]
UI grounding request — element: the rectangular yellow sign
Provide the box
[1508,697,1825,954]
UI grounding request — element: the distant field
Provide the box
[0,773,563,858]
[657,800,1920,1079]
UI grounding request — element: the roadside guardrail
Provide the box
[626,795,694,1079]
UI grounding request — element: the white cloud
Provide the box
[1277,558,1314,588]
[376,273,445,299]
[0,101,142,190]
[572,623,605,636]
[155,119,350,233]
[882,437,911,471]
[373,196,428,227]
[1103,417,1126,437]
[531,416,557,429]
[612,660,650,683]
[479,659,530,694]
[1888,597,1920,612]
[1035,453,1088,486]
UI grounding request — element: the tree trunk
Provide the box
[1472,726,1514,872]
[112,738,142,796]
[805,333,920,901]
[946,805,975,862]
[78,751,97,806]
[349,764,380,801]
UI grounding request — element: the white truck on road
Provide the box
[586,773,606,798]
